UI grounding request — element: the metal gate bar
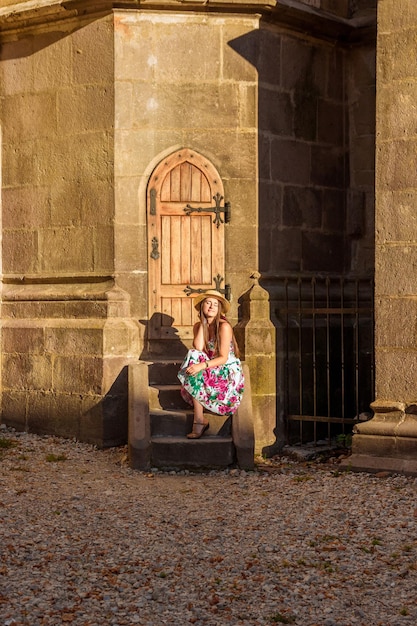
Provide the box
[276,275,374,446]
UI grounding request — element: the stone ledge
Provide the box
[0,0,376,44]
[341,453,417,477]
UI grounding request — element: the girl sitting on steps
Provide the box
[178,290,245,439]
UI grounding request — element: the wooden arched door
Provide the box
[147,149,227,343]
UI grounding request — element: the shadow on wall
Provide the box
[228,26,349,277]
[139,313,188,360]
[228,19,357,449]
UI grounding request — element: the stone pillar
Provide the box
[348,0,417,474]
[234,273,277,456]
[128,361,151,470]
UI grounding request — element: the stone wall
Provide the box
[254,26,375,278]
[348,0,417,474]
[0,15,140,445]
[0,0,377,450]
[112,10,259,323]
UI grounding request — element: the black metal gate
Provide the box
[275,275,374,445]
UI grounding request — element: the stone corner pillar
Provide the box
[348,401,417,475]
[347,0,417,476]
[234,272,277,456]
[128,361,151,470]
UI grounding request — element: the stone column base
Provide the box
[340,400,417,476]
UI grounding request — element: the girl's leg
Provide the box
[192,398,205,423]
[187,398,209,439]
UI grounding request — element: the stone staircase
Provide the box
[128,359,254,471]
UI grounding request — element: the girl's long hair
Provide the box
[198,299,240,358]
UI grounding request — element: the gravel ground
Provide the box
[1,427,417,626]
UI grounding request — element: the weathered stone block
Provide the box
[239,84,257,128]
[317,99,344,145]
[32,31,72,92]
[283,187,321,229]
[375,245,417,296]
[72,16,114,85]
[281,37,326,93]
[257,29,283,86]
[53,356,102,394]
[94,225,115,272]
[39,227,94,273]
[114,224,145,272]
[351,85,376,137]
[81,392,128,447]
[377,0,417,33]
[252,394,277,454]
[29,392,82,440]
[302,232,344,273]
[1,391,29,431]
[378,30,417,83]
[375,349,417,401]
[271,139,310,185]
[243,327,275,355]
[2,92,56,143]
[133,82,242,131]
[259,88,293,136]
[376,190,417,243]
[3,186,51,229]
[259,134,272,181]
[310,146,344,188]
[379,83,417,141]
[103,321,140,357]
[322,189,345,233]
[245,355,276,396]
[352,433,397,457]
[222,21,259,82]
[2,326,44,354]
[351,134,376,176]
[2,230,38,274]
[374,297,417,349]
[226,225,257,269]
[0,39,34,96]
[260,227,302,273]
[114,129,183,177]
[64,301,108,319]
[2,354,53,391]
[259,182,282,228]
[57,85,113,135]
[3,141,37,186]
[128,362,151,470]
[116,273,147,320]
[45,327,103,356]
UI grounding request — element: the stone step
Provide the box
[150,436,235,469]
[147,360,184,385]
[149,384,189,411]
[150,409,232,437]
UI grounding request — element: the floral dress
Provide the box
[178,340,244,415]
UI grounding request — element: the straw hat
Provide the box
[193,289,230,314]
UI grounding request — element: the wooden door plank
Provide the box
[201,216,212,284]
[190,216,202,284]
[180,162,192,201]
[161,216,171,285]
[191,167,202,202]
[171,297,182,325]
[201,174,211,202]
[180,216,191,283]
[161,297,172,319]
[160,174,170,202]
[182,296,193,327]
[170,167,181,201]
[170,216,182,284]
